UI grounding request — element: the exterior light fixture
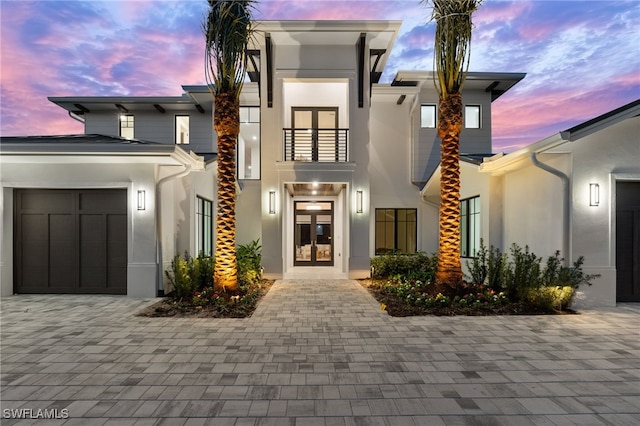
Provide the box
[589,183,599,206]
[268,191,276,214]
[137,190,146,210]
[356,190,364,214]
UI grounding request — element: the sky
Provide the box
[1,0,638,152]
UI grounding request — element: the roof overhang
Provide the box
[479,99,640,176]
[391,71,526,101]
[0,135,205,169]
[420,158,484,205]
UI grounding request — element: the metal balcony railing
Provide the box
[283,128,348,162]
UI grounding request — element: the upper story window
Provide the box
[465,105,481,129]
[420,105,437,128]
[119,114,134,139]
[238,106,260,180]
[461,196,480,258]
[175,115,190,144]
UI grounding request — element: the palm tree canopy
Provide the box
[425,0,483,98]
[204,0,256,97]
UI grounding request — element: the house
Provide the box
[2,20,635,306]
[422,99,640,306]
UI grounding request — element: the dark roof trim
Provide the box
[561,98,640,141]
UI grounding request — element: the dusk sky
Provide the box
[1,0,638,152]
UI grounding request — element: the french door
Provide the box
[294,201,333,266]
[291,107,339,162]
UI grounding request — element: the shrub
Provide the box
[370,252,437,281]
[237,239,262,287]
[165,252,196,300]
[467,243,599,311]
[194,252,214,289]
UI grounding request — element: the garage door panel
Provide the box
[15,189,127,294]
[20,191,74,212]
[80,191,127,211]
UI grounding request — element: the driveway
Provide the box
[1,279,639,425]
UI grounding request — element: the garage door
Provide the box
[14,189,127,294]
[616,181,640,302]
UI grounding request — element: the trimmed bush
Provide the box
[370,252,437,282]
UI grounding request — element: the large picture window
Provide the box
[461,196,480,258]
[196,196,213,257]
[375,208,417,255]
[119,114,134,139]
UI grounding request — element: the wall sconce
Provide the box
[356,190,364,214]
[589,183,599,206]
[137,190,146,210]
[268,191,276,214]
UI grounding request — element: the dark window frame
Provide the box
[375,208,417,255]
[461,195,480,258]
[196,196,213,257]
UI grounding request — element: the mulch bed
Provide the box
[136,279,274,318]
[359,279,578,317]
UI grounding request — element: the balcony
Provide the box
[283,128,348,162]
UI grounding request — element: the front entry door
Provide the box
[616,181,640,301]
[294,201,333,266]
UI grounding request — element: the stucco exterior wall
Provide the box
[567,116,640,307]
[502,154,567,258]
[0,161,157,298]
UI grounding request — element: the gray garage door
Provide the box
[14,189,127,294]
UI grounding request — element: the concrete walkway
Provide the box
[1,279,639,425]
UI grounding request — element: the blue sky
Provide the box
[1,0,638,151]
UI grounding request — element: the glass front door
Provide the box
[294,201,333,266]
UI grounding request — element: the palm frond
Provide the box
[204,0,257,97]
[424,0,482,97]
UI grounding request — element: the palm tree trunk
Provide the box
[436,92,463,286]
[214,92,239,291]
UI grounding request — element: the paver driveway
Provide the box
[1,279,639,425]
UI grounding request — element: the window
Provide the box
[119,114,134,139]
[196,196,213,256]
[465,105,481,129]
[421,105,437,128]
[461,196,480,257]
[175,116,190,144]
[375,208,417,255]
[238,106,260,179]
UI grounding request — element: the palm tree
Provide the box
[424,0,483,286]
[204,0,256,291]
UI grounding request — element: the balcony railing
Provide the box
[283,128,348,162]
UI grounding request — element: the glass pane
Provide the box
[294,110,313,129]
[175,116,190,144]
[296,213,312,262]
[406,221,417,253]
[318,110,337,128]
[375,222,386,254]
[421,105,436,128]
[465,105,480,129]
[397,209,406,221]
[406,209,416,221]
[397,222,407,253]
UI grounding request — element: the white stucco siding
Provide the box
[502,154,567,259]
[566,115,640,307]
[236,180,263,246]
[276,45,355,72]
[369,97,425,255]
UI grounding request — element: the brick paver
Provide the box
[1,279,639,425]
